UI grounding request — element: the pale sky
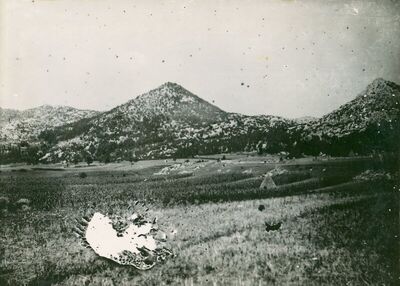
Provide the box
[1,0,399,118]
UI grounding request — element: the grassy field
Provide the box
[0,156,398,285]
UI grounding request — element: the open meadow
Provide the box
[0,155,399,285]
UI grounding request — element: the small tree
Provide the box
[256,141,263,155]
[86,155,93,166]
[128,152,138,165]
[88,144,96,156]
[72,153,80,165]
[79,172,87,178]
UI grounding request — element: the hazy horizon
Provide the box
[1,0,399,118]
[1,77,398,120]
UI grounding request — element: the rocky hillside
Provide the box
[290,78,400,155]
[293,116,318,124]
[0,108,21,126]
[40,83,293,163]
[0,105,99,143]
[112,82,228,123]
[1,78,398,164]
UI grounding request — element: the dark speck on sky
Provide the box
[2,0,400,118]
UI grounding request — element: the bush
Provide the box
[79,172,87,179]
[16,198,30,205]
[15,198,31,211]
[0,175,64,211]
[86,155,93,166]
[0,196,10,213]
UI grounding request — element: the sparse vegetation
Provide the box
[2,79,398,166]
[85,155,93,166]
[79,172,87,179]
[0,156,397,285]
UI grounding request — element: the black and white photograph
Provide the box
[0,0,399,285]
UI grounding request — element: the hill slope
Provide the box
[290,78,400,155]
[41,82,293,162]
[1,78,399,164]
[0,105,99,143]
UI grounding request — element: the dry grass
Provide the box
[0,160,398,285]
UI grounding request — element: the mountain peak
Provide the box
[369,78,400,87]
[359,78,400,99]
[155,82,190,96]
[371,78,387,84]
[367,78,390,90]
[30,104,68,111]
[36,104,54,109]
[139,82,206,105]
[160,82,181,88]
[109,81,227,126]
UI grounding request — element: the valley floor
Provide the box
[0,155,398,285]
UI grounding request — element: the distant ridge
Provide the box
[0,105,99,144]
[290,78,400,155]
[293,116,318,124]
[0,78,399,164]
